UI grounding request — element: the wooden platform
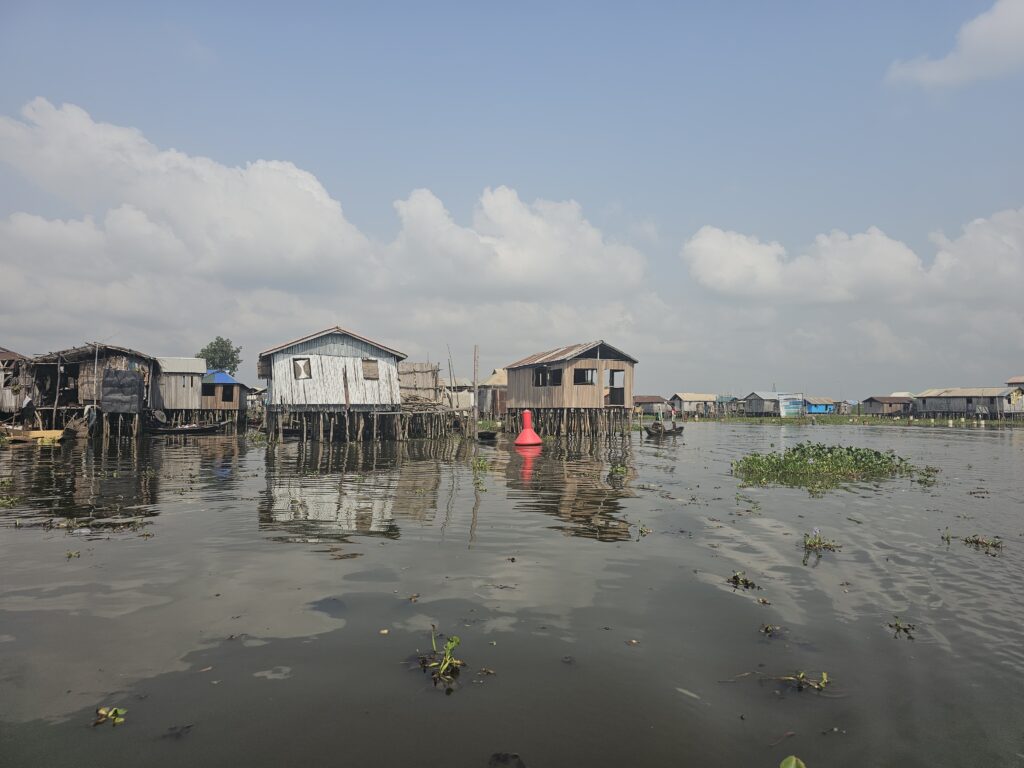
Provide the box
[1,428,68,443]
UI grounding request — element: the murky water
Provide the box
[1,425,1022,767]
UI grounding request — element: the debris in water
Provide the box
[887,616,916,639]
[417,625,465,690]
[728,571,760,590]
[675,687,701,700]
[93,706,127,727]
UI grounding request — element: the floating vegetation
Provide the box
[760,623,781,636]
[780,758,807,768]
[65,550,80,559]
[93,706,128,727]
[0,495,17,508]
[963,534,1004,554]
[728,571,760,590]
[888,616,916,640]
[609,464,628,476]
[776,670,830,692]
[418,625,465,691]
[756,597,772,606]
[803,528,841,553]
[472,457,489,492]
[732,442,930,495]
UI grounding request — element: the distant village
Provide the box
[2,327,1023,442]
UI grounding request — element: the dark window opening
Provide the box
[573,368,597,385]
[202,383,215,397]
[532,366,563,387]
[362,359,379,380]
[221,386,234,403]
[606,369,625,388]
[293,358,312,380]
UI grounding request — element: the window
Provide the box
[362,359,379,380]
[532,366,563,387]
[202,383,215,397]
[293,357,312,380]
[221,386,234,403]
[573,368,597,385]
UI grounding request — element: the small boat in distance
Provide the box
[644,423,684,438]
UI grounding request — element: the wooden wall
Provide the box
[268,351,401,409]
[507,358,633,410]
[75,353,154,406]
[201,384,247,412]
[155,372,202,411]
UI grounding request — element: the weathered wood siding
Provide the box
[264,332,401,409]
[269,353,400,409]
[745,396,779,415]
[155,373,202,411]
[76,353,153,406]
[201,384,247,412]
[507,358,633,410]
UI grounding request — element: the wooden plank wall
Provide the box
[201,384,247,412]
[269,353,400,408]
[155,373,202,410]
[507,358,633,410]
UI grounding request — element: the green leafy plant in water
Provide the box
[419,625,466,689]
[780,757,807,768]
[471,457,489,472]
[728,571,760,590]
[732,442,930,495]
[777,670,829,692]
[0,495,17,508]
[93,706,127,727]
[65,550,80,559]
[963,534,1003,553]
[803,528,840,553]
[888,615,916,639]
[609,464,628,476]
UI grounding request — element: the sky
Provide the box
[1,0,1022,399]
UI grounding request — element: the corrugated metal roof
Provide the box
[204,369,247,387]
[1007,375,1024,386]
[157,357,207,374]
[916,387,1015,397]
[863,396,913,404]
[258,326,406,361]
[634,395,667,404]
[0,346,27,362]
[742,391,780,401]
[670,392,717,402]
[506,341,638,369]
[34,343,155,364]
[803,396,836,405]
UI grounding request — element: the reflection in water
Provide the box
[258,440,464,541]
[504,436,637,541]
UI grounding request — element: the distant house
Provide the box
[505,340,637,435]
[861,396,913,416]
[0,346,29,416]
[202,370,249,421]
[718,395,740,415]
[478,368,507,419]
[440,377,475,412]
[247,386,267,411]
[1007,375,1024,388]
[803,396,836,415]
[914,387,1024,418]
[668,392,716,415]
[154,357,206,416]
[633,395,667,415]
[740,391,780,416]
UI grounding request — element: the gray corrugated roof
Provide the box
[742,391,780,401]
[916,387,1015,397]
[506,341,638,369]
[258,326,406,361]
[157,357,207,374]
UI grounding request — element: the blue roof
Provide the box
[204,369,245,387]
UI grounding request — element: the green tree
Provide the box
[197,336,242,375]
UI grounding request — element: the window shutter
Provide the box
[362,359,379,380]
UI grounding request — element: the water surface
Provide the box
[1,425,1022,766]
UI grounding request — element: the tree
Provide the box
[197,336,242,375]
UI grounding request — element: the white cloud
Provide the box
[0,98,648,381]
[886,0,1024,88]
[681,224,925,302]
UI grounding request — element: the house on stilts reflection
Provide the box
[504,341,637,436]
[259,326,448,442]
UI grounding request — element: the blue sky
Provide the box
[1,1,1022,394]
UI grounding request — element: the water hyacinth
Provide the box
[731,442,930,496]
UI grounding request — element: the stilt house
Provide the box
[201,369,249,424]
[30,344,155,428]
[0,347,30,416]
[258,326,407,441]
[153,357,206,420]
[504,341,637,435]
[861,396,912,416]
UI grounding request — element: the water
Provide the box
[1,425,1022,767]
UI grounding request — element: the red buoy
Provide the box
[514,409,542,446]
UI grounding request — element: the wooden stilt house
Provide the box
[504,341,637,436]
[153,357,206,424]
[0,347,30,418]
[258,326,418,442]
[201,369,249,426]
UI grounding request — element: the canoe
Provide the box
[477,430,498,441]
[644,424,684,438]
